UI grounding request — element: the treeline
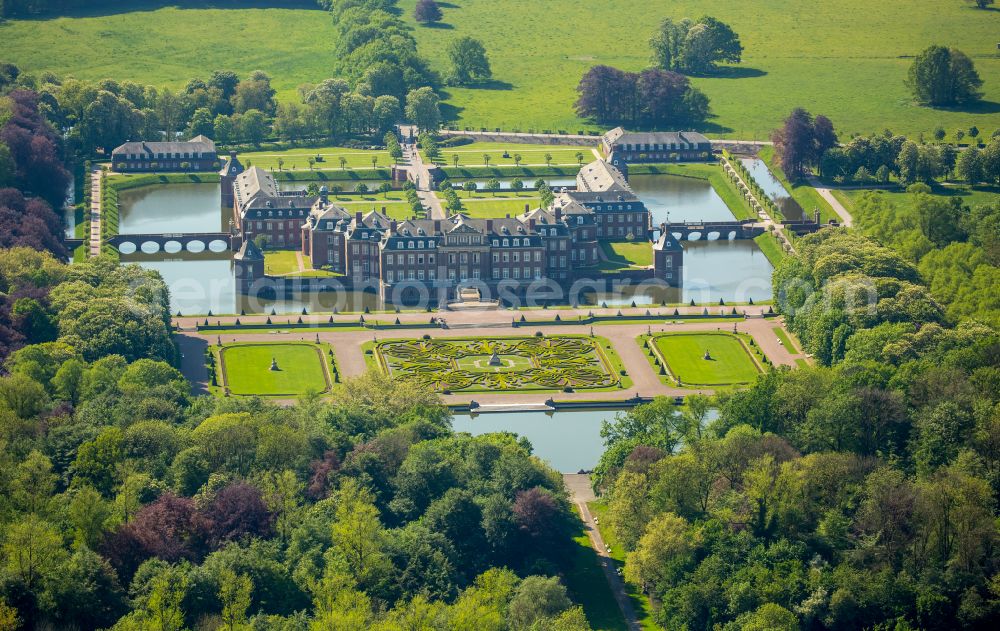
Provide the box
[852,187,999,326]
[0,64,442,157]
[773,107,1000,186]
[595,229,999,629]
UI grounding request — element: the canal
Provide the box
[113,168,775,315]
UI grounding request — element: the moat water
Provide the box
[114,170,775,314]
[452,408,719,473]
[739,158,804,221]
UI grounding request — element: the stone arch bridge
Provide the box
[107,233,235,255]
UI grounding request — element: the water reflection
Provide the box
[739,159,803,220]
[630,174,735,224]
[453,408,720,473]
[119,183,225,234]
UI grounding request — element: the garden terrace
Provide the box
[373,335,624,393]
[646,331,762,387]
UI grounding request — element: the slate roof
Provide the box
[602,126,709,148]
[576,159,632,193]
[112,135,216,157]
[234,238,264,261]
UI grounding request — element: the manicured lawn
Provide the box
[753,232,787,266]
[653,332,761,386]
[458,198,542,218]
[837,183,1000,213]
[336,200,419,220]
[433,142,595,167]
[263,250,300,275]
[600,241,653,267]
[772,326,798,353]
[0,1,334,103]
[399,0,1000,137]
[241,146,393,171]
[220,342,330,396]
[757,147,837,223]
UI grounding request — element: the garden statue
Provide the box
[704,350,712,360]
[488,350,503,367]
[270,357,279,371]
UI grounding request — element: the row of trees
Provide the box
[575,66,710,128]
[596,229,999,629]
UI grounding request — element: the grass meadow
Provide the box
[0,1,333,103]
[398,0,1000,137]
[4,2,999,137]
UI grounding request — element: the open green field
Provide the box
[564,520,629,631]
[374,335,627,392]
[219,342,331,396]
[0,1,334,103]
[398,0,1000,137]
[241,146,393,171]
[432,142,595,167]
[600,241,653,267]
[263,249,300,275]
[653,332,761,386]
[336,200,418,220]
[6,2,999,138]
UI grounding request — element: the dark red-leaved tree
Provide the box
[636,68,691,127]
[771,108,817,179]
[0,188,67,258]
[102,493,203,580]
[307,450,341,499]
[512,486,560,539]
[574,65,637,125]
[1,91,70,208]
[414,0,443,24]
[199,482,274,545]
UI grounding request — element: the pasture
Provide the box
[652,332,761,386]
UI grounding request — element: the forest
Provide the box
[595,230,999,629]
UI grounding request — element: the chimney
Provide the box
[229,150,237,159]
[505,213,510,218]
[524,203,530,213]
[555,207,562,222]
[486,219,494,232]
[434,220,441,233]
[528,219,536,230]
[355,211,363,223]
[390,220,397,233]
[381,206,387,214]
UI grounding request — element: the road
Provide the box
[807,176,854,226]
[88,168,102,257]
[565,473,641,631]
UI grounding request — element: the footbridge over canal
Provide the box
[659,220,765,242]
[108,233,236,255]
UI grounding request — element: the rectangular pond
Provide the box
[118,183,226,234]
[453,408,719,473]
[629,173,736,224]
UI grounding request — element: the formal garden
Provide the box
[213,341,336,396]
[644,331,763,387]
[371,334,628,393]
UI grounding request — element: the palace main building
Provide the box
[229,155,684,304]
